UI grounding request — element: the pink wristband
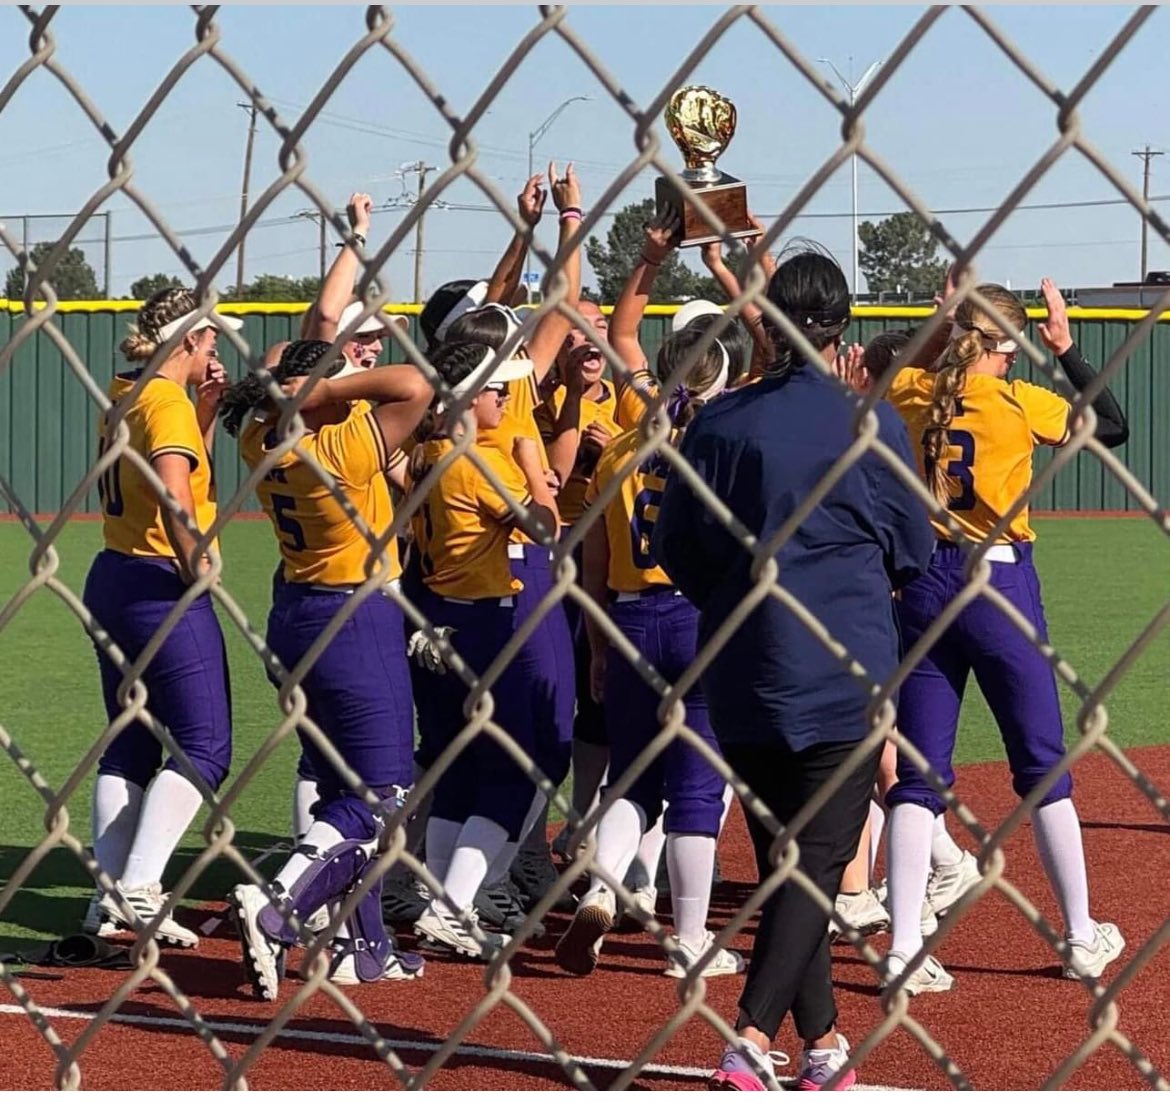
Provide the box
[559,210,582,223]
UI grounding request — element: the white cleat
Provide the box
[829,888,890,942]
[881,951,955,995]
[414,906,510,962]
[1064,922,1125,980]
[925,851,981,917]
[664,929,745,979]
[229,884,283,1001]
[100,882,199,948]
[320,942,426,985]
[555,887,615,976]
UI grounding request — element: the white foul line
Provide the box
[0,1003,911,1089]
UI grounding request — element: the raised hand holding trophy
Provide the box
[654,85,755,248]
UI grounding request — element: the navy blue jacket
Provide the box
[651,364,935,750]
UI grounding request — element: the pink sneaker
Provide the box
[796,1033,857,1091]
[709,1039,788,1091]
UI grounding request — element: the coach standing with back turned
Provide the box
[652,247,935,1091]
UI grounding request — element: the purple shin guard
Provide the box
[346,871,398,981]
[259,838,371,945]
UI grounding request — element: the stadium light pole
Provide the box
[525,95,592,302]
[818,57,881,298]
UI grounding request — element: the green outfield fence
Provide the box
[1,299,1167,517]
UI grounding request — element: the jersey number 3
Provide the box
[923,428,976,511]
[271,494,307,552]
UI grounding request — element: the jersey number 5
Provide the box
[271,494,307,552]
[923,429,976,511]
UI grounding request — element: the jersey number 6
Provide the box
[923,429,976,511]
[271,494,308,552]
[629,486,661,570]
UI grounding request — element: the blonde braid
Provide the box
[119,287,197,363]
[922,330,981,503]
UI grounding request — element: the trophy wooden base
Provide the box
[655,173,754,248]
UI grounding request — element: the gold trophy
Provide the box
[655,85,754,248]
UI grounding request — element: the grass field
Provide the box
[1,517,1167,951]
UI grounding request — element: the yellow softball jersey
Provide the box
[410,437,530,599]
[534,381,622,526]
[584,428,674,593]
[240,405,401,586]
[98,374,218,558]
[888,366,1071,543]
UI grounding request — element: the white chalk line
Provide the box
[0,1003,913,1089]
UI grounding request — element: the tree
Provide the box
[129,273,179,300]
[228,273,322,301]
[858,212,948,295]
[4,242,100,300]
[584,198,725,303]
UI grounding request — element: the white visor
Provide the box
[672,299,724,333]
[339,301,409,337]
[691,341,730,403]
[155,308,244,342]
[433,280,490,341]
[436,350,534,413]
[950,322,1017,355]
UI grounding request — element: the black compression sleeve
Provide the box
[1057,344,1129,449]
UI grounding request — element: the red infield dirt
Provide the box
[2,746,1167,1091]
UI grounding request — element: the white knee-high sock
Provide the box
[887,803,935,960]
[425,817,462,887]
[442,816,509,914]
[590,798,646,895]
[92,774,145,886]
[485,791,547,885]
[120,771,204,890]
[292,777,320,844]
[628,812,667,891]
[1032,798,1095,944]
[667,833,716,949]
[931,813,964,868]
[273,820,345,888]
[867,800,887,879]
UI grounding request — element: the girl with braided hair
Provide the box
[405,339,561,960]
[83,287,240,948]
[653,247,935,1091]
[221,337,432,999]
[880,279,1129,995]
[554,321,742,983]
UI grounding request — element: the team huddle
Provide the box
[79,168,1131,1091]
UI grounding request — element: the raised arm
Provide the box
[526,162,583,385]
[485,174,546,307]
[1037,277,1128,449]
[285,362,433,455]
[702,215,776,379]
[304,193,372,342]
[610,209,681,375]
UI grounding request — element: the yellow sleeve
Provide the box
[314,409,388,486]
[142,394,202,467]
[1012,380,1071,446]
[614,369,658,431]
[887,366,926,407]
[475,447,532,524]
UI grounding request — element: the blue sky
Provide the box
[1,4,1167,298]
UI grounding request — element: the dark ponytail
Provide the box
[219,339,343,438]
[762,244,850,378]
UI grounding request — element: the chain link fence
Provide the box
[1,3,1167,1091]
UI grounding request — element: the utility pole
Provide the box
[102,211,111,298]
[1132,145,1163,283]
[236,101,259,294]
[405,161,436,304]
[818,56,882,299]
